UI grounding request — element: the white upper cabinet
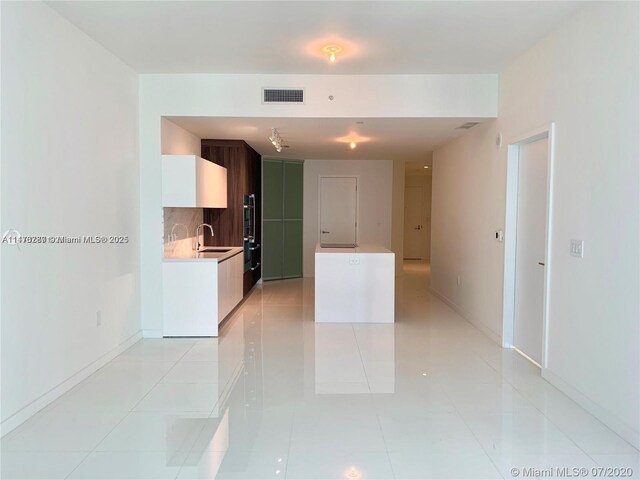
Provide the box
[162,155,227,208]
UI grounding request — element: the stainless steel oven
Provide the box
[243,194,260,273]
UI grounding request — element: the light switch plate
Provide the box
[570,239,584,258]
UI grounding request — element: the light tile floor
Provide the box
[1,262,638,479]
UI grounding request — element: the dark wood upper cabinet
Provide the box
[201,140,262,295]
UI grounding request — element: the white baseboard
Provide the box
[542,368,640,451]
[142,329,163,338]
[0,330,142,437]
[428,287,502,346]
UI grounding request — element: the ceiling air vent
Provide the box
[262,88,305,104]
[456,122,480,130]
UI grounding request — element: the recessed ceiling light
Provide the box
[423,165,429,169]
[322,44,342,63]
[345,467,361,479]
[336,133,371,146]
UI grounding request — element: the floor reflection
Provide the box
[314,324,395,394]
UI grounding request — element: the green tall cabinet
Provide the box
[263,160,303,280]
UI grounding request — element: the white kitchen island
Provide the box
[315,244,395,323]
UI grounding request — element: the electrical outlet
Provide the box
[570,239,584,258]
[349,257,360,265]
[96,311,102,327]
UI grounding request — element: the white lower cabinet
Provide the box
[231,252,243,310]
[217,253,243,323]
[217,258,230,322]
[163,252,244,337]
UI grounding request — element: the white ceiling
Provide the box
[48,1,585,74]
[167,116,485,162]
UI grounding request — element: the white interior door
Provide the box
[514,137,549,366]
[404,186,426,259]
[319,177,357,245]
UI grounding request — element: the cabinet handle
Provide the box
[249,244,261,251]
[250,194,256,240]
[321,230,330,234]
[538,262,545,266]
[250,262,261,271]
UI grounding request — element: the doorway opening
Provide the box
[404,169,432,261]
[502,124,555,369]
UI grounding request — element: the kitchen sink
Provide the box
[198,247,233,253]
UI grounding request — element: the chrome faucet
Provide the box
[194,223,214,251]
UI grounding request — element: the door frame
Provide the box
[502,123,555,369]
[318,175,359,245]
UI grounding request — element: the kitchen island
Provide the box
[314,244,395,323]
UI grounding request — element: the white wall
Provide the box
[161,118,201,156]
[1,2,140,434]
[303,160,393,276]
[391,160,406,275]
[431,119,504,343]
[431,2,639,448]
[139,73,498,334]
[404,173,433,261]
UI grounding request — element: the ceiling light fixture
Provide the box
[323,45,342,63]
[423,165,429,169]
[345,467,361,479]
[269,128,284,153]
[336,133,371,147]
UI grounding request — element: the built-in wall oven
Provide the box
[243,194,260,273]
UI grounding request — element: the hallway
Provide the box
[1,263,637,479]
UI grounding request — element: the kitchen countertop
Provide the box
[163,246,243,263]
[315,243,393,254]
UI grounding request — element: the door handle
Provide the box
[538,262,545,266]
[321,230,330,234]
[414,225,422,230]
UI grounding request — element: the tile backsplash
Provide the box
[163,207,203,257]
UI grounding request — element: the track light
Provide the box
[269,128,284,153]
